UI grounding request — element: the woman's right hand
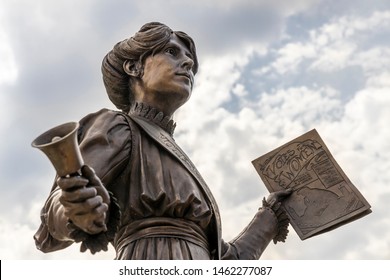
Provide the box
[57,165,109,235]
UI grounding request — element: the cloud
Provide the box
[260,11,390,77]
[0,30,18,85]
[124,0,320,56]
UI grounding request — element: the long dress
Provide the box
[34,104,284,260]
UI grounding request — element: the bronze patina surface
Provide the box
[32,22,291,259]
[252,129,371,240]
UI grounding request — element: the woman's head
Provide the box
[102,22,198,112]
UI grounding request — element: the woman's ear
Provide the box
[123,60,142,77]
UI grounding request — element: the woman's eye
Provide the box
[166,48,176,55]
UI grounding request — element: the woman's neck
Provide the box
[128,102,176,135]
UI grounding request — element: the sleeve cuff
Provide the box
[262,198,290,244]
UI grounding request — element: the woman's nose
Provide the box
[181,56,194,71]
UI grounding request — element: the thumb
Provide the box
[81,165,110,205]
[275,188,293,200]
[280,188,293,196]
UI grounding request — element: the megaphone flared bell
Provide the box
[31,122,84,177]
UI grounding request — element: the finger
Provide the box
[61,196,103,216]
[81,165,102,186]
[57,176,89,191]
[85,222,107,235]
[61,187,97,203]
[285,188,293,194]
[275,189,293,198]
[94,201,109,213]
[90,203,108,224]
[61,201,88,217]
[92,204,108,226]
[280,188,293,195]
[82,195,104,212]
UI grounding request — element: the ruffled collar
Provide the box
[128,102,176,135]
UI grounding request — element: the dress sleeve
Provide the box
[220,199,289,260]
[78,108,132,185]
[34,108,131,253]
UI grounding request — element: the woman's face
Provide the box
[132,33,195,115]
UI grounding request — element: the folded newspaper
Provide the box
[252,129,371,240]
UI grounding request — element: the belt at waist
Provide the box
[114,217,209,253]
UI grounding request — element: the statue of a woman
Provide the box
[34,22,291,260]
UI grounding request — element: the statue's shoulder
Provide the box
[79,108,123,123]
[78,108,135,140]
[75,108,134,187]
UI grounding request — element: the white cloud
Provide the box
[0,218,37,259]
[334,91,390,193]
[309,11,390,44]
[0,21,17,85]
[232,83,248,97]
[310,41,356,72]
[271,42,317,74]
[354,48,390,76]
[310,12,390,73]
[256,86,342,128]
[261,11,390,76]
[177,50,252,134]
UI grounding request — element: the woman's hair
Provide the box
[101,22,199,112]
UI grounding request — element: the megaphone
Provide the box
[31,122,84,177]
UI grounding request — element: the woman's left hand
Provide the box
[266,188,292,208]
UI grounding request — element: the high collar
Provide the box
[128,102,176,136]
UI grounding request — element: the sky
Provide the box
[0,0,389,260]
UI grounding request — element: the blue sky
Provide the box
[0,0,389,260]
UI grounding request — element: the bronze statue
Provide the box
[33,22,291,260]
